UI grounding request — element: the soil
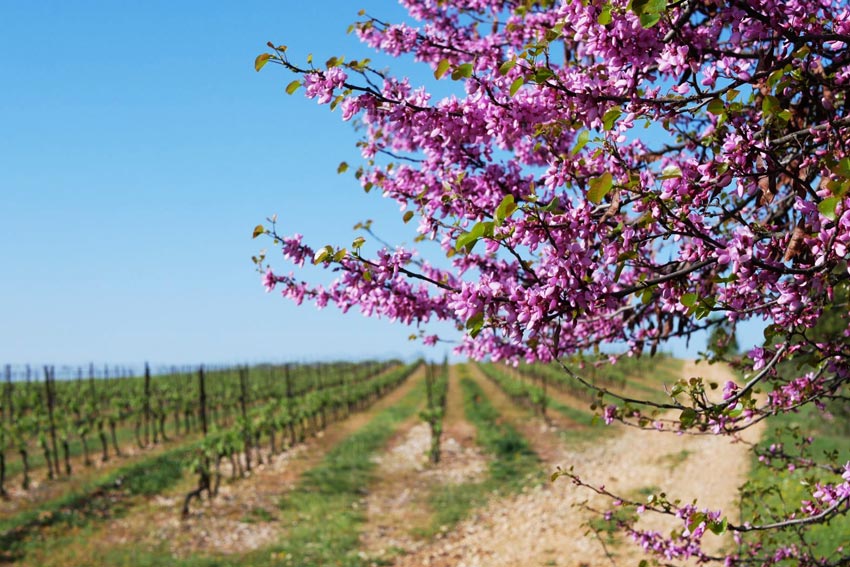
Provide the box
[359,366,489,561]
[387,360,763,567]
[15,360,762,567]
[23,368,426,564]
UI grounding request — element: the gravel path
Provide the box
[360,366,489,561]
[388,361,762,567]
[72,368,427,561]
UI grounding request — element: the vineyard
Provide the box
[0,354,806,566]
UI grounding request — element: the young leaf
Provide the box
[831,157,850,179]
[659,165,682,180]
[631,0,666,28]
[434,59,451,80]
[509,77,525,97]
[465,311,484,337]
[571,130,590,156]
[818,196,839,220]
[313,246,332,264]
[254,53,272,72]
[587,172,613,204]
[451,63,474,80]
[494,194,517,224]
[597,3,613,25]
[679,407,697,427]
[252,225,265,239]
[602,107,622,131]
[762,95,781,115]
[499,59,516,76]
[285,80,301,95]
[403,210,415,223]
[707,98,725,115]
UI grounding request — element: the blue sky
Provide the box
[0,1,755,368]
[0,1,443,367]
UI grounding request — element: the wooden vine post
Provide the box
[144,363,152,446]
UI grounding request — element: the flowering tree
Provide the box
[255,0,850,564]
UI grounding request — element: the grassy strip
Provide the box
[741,399,850,561]
[52,373,423,567]
[237,373,424,567]
[0,445,189,562]
[425,370,541,534]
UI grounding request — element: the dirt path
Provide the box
[359,365,489,562]
[392,361,762,567]
[23,368,426,566]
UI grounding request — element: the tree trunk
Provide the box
[41,440,54,480]
[181,468,211,518]
[99,425,109,462]
[0,452,8,499]
[62,439,72,476]
[81,433,92,466]
[109,421,122,457]
[19,449,29,490]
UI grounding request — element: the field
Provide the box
[0,357,844,566]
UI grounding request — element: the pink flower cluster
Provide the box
[260,0,850,563]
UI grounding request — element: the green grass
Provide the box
[741,398,850,564]
[3,420,166,481]
[267,380,423,566]
[0,445,189,563]
[80,374,426,567]
[424,373,541,534]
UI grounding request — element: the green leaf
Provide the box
[465,311,484,338]
[639,11,662,27]
[587,172,613,204]
[455,231,480,253]
[570,130,590,156]
[680,293,698,307]
[252,225,265,239]
[602,107,622,131]
[659,165,682,180]
[533,68,555,83]
[707,98,725,116]
[679,408,697,427]
[727,403,744,419]
[818,196,839,220]
[313,246,332,264]
[285,80,301,95]
[509,77,525,97]
[434,59,451,80]
[451,63,474,80]
[498,59,516,76]
[688,512,706,533]
[254,53,271,72]
[337,162,349,174]
[542,196,561,213]
[403,210,415,223]
[455,221,493,253]
[709,518,728,535]
[597,3,612,25]
[332,248,347,262]
[762,95,781,115]
[831,157,850,179]
[494,194,517,224]
[352,236,366,249]
[631,0,666,28]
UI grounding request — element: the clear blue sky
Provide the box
[0,1,755,368]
